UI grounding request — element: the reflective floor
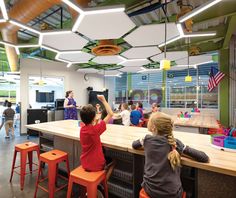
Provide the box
[0,121,67,198]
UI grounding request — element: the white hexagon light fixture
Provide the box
[104,70,122,77]
[118,59,151,67]
[124,23,179,47]
[122,47,161,59]
[120,66,143,73]
[92,55,126,64]
[40,31,88,51]
[72,5,136,40]
[151,51,188,62]
[77,68,101,74]
[175,55,213,66]
[56,51,94,63]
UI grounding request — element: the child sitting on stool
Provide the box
[132,112,209,198]
[80,95,115,179]
[130,104,142,126]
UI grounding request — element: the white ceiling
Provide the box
[75,7,136,40]
[176,55,213,65]
[123,23,180,47]
[118,59,151,67]
[92,55,125,64]
[57,51,94,63]
[121,46,162,59]
[77,68,102,74]
[151,51,188,62]
[119,66,142,73]
[42,32,88,51]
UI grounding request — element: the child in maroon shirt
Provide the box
[80,95,114,174]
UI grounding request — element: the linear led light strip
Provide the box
[137,67,161,73]
[179,0,222,23]
[72,6,125,32]
[61,0,83,13]
[9,20,41,35]
[38,30,72,45]
[0,0,8,20]
[0,41,20,55]
[159,24,217,47]
[117,58,147,65]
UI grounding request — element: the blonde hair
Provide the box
[148,112,181,170]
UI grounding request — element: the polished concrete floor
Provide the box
[0,121,68,198]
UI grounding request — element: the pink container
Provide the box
[212,136,226,147]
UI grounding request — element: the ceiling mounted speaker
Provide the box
[91,40,122,56]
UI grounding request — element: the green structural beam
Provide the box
[222,15,236,49]
[219,48,229,127]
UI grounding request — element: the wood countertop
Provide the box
[26,120,236,177]
[172,114,219,129]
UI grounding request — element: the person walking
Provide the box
[3,102,15,138]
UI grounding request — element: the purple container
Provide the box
[212,136,226,147]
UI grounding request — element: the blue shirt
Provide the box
[130,110,142,125]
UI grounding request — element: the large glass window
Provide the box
[114,62,219,109]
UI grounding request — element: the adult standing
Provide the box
[64,90,78,120]
[3,102,15,138]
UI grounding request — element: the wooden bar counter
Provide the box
[26,120,236,198]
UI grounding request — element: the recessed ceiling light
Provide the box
[179,0,222,23]
[184,32,216,37]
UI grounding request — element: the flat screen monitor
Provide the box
[36,90,54,103]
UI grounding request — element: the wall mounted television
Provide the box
[36,90,54,103]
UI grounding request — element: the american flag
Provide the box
[208,67,225,92]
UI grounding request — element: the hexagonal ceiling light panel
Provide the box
[121,47,161,59]
[56,51,94,63]
[92,55,126,64]
[104,70,122,77]
[124,23,179,47]
[151,51,188,62]
[77,68,102,74]
[175,55,213,65]
[73,5,136,40]
[118,59,151,67]
[120,66,142,73]
[41,31,88,51]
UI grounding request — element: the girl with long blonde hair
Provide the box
[132,112,209,198]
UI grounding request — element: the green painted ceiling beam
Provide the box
[222,14,236,49]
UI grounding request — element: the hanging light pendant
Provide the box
[160,0,170,70]
[185,38,192,82]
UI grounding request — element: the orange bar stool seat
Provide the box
[10,142,40,190]
[139,188,187,198]
[67,165,108,198]
[34,149,70,198]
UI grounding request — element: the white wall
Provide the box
[20,58,105,134]
[29,84,64,109]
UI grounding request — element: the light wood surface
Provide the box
[172,114,219,129]
[26,120,236,177]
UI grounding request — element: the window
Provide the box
[114,62,219,109]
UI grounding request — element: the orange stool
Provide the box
[34,149,70,198]
[139,188,187,198]
[67,166,108,198]
[10,142,40,190]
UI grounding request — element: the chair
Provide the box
[10,142,40,190]
[67,165,108,198]
[34,149,70,198]
[139,188,187,198]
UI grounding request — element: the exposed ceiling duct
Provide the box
[0,0,64,72]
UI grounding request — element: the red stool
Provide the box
[10,142,40,190]
[67,165,108,198]
[34,149,70,198]
[139,188,187,198]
